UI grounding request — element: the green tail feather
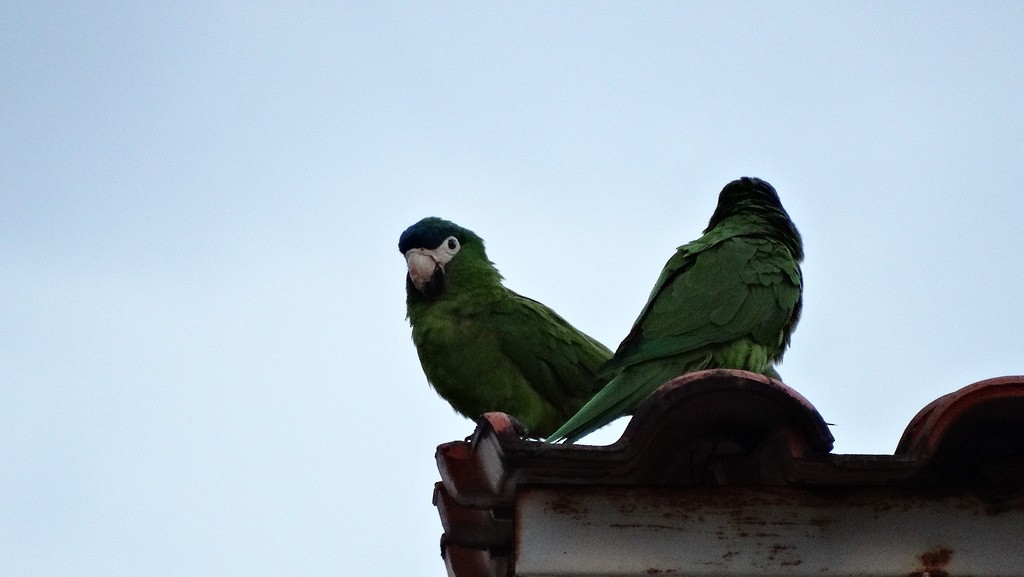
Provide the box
[546,363,679,443]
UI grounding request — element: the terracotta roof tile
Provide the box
[434,369,1024,576]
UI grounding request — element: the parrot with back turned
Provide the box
[400,217,612,437]
[547,177,804,443]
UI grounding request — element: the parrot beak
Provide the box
[405,248,445,298]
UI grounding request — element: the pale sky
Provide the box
[3,3,1023,576]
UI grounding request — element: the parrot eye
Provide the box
[433,236,461,265]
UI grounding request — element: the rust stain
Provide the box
[920,547,953,567]
[608,523,684,532]
[547,495,586,518]
[620,502,639,514]
[807,516,833,528]
[906,546,953,577]
[766,543,795,561]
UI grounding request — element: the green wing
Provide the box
[486,291,612,434]
[548,230,801,442]
[409,285,610,438]
[608,235,799,372]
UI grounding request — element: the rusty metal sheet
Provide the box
[515,486,1024,577]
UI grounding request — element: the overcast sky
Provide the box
[3,3,1023,576]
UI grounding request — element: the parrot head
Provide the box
[706,177,783,227]
[399,217,485,299]
[705,176,803,260]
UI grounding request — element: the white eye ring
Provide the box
[433,236,460,265]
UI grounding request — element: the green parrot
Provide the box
[547,177,804,443]
[400,217,612,437]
